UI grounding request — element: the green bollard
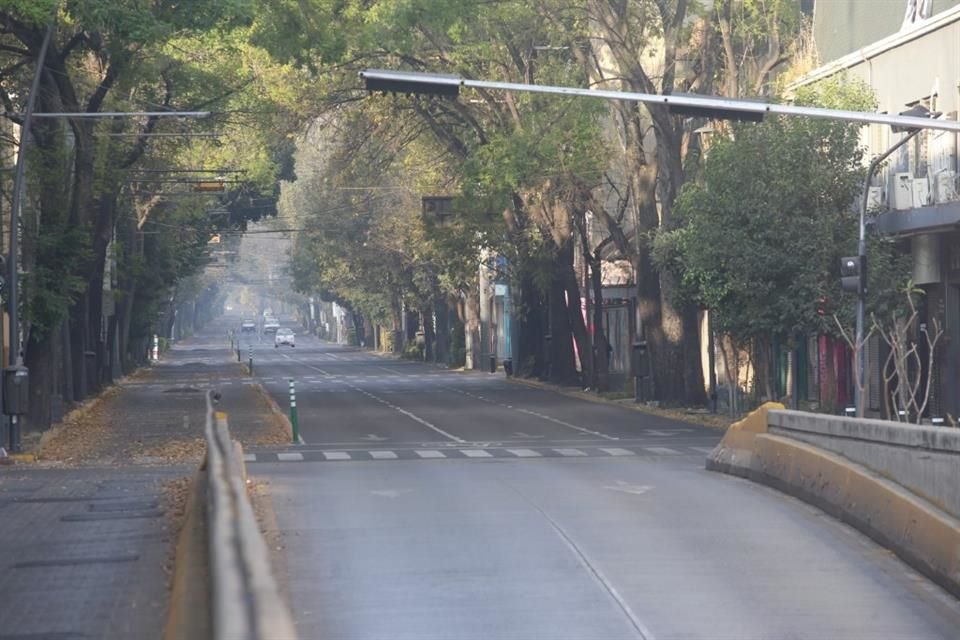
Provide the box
[289,378,299,444]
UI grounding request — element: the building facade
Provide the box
[798,0,960,419]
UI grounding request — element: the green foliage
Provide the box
[0,0,57,24]
[24,226,90,340]
[655,77,902,345]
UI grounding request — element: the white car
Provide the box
[275,328,295,347]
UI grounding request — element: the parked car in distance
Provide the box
[275,328,295,347]
[263,317,281,334]
[240,319,257,333]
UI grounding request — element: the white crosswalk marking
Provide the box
[507,448,541,458]
[370,450,399,460]
[600,447,635,457]
[554,448,587,457]
[277,452,303,461]
[692,446,715,454]
[460,449,493,458]
[243,453,257,462]
[323,451,351,460]
[415,450,446,459]
[643,446,682,455]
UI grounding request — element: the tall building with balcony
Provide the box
[796,0,960,419]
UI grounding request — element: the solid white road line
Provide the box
[445,387,619,441]
[282,354,467,444]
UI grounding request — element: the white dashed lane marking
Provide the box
[245,444,717,464]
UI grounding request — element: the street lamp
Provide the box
[360,69,960,133]
[852,104,938,417]
[360,69,960,413]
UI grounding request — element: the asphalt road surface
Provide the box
[242,318,960,640]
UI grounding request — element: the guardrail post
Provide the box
[248,346,253,376]
[289,378,299,444]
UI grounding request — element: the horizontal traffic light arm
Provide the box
[360,69,960,132]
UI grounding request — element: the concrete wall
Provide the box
[769,410,960,519]
[708,404,960,599]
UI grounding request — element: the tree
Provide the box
[0,0,303,428]
[654,77,898,405]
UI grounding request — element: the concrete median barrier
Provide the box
[707,403,960,599]
[166,392,298,640]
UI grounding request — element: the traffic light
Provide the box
[840,255,865,294]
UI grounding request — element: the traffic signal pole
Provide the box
[854,128,922,417]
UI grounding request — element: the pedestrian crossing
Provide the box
[244,444,715,464]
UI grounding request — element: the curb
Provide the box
[707,403,960,599]
[164,469,210,640]
[250,382,299,444]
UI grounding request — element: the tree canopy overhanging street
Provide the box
[3,2,960,637]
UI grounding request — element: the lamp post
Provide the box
[5,19,54,452]
[853,105,935,417]
[360,69,960,412]
[359,69,960,133]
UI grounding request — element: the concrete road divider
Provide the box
[707,403,960,599]
[166,392,297,640]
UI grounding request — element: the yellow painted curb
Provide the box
[164,469,210,640]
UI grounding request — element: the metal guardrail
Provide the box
[205,392,298,640]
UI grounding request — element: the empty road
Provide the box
[240,319,960,640]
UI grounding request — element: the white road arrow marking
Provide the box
[603,481,653,496]
[370,489,410,498]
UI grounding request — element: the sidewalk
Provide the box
[0,319,288,639]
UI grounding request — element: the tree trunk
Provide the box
[590,254,611,392]
[25,327,57,432]
[464,284,481,370]
[549,258,577,385]
[435,297,450,365]
[422,305,435,362]
[516,272,546,378]
[391,298,404,353]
